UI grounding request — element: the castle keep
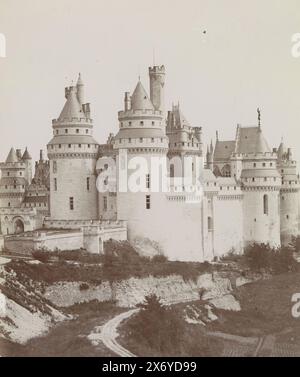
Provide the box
[0,66,299,261]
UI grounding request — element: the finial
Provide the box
[153,48,156,66]
[257,107,261,128]
[216,130,219,140]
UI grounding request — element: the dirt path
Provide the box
[99,309,139,357]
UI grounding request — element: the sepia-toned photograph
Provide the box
[0,0,300,361]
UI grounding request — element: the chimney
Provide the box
[84,103,91,118]
[40,150,44,161]
[124,92,131,111]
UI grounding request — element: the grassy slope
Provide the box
[208,272,300,341]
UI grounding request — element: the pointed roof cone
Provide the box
[76,72,84,86]
[255,128,270,153]
[5,147,18,163]
[59,87,83,120]
[277,137,286,160]
[22,147,32,160]
[130,81,154,111]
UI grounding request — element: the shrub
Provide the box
[151,254,168,263]
[79,282,90,291]
[245,243,299,274]
[134,294,184,352]
[31,250,51,263]
[289,236,300,253]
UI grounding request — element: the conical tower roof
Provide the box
[22,147,32,160]
[277,138,286,160]
[255,128,270,153]
[58,87,83,121]
[76,72,84,86]
[131,81,154,111]
[5,147,18,163]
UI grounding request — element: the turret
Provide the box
[207,141,214,170]
[76,73,84,105]
[149,65,165,114]
[22,147,32,184]
[47,75,99,221]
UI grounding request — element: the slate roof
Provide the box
[130,81,154,111]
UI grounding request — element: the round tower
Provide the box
[113,72,169,245]
[47,75,99,220]
[241,128,281,248]
[277,141,300,245]
[0,148,29,208]
[166,104,203,186]
[149,65,165,114]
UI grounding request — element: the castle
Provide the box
[0,66,299,261]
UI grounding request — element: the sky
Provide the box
[0,0,300,166]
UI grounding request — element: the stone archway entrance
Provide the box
[14,219,24,234]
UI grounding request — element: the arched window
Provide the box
[221,164,231,177]
[263,194,268,215]
[213,166,221,177]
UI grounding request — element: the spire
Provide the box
[59,86,84,121]
[5,147,18,163]
[257,107,261,129]
[130,81,154,111]
[216,130,219,141]
[210,139,213,153]
[22,147,32,160]
[77,72,83,86]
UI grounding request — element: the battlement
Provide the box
[44,218,127,230]
[149,65,165,75]
[232,151,278,159]
[118,108,163,119]
[52,117,93,125]
[0,207,37,215]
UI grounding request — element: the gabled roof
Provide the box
[130,81,154,111]
[236,127,270,154]
[58,87,84,120]
[213,140,235,161]
[5,147,18,163]
[22,147,32,160]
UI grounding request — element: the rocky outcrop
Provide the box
[0,264,66,345]
[44,272,249,310]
